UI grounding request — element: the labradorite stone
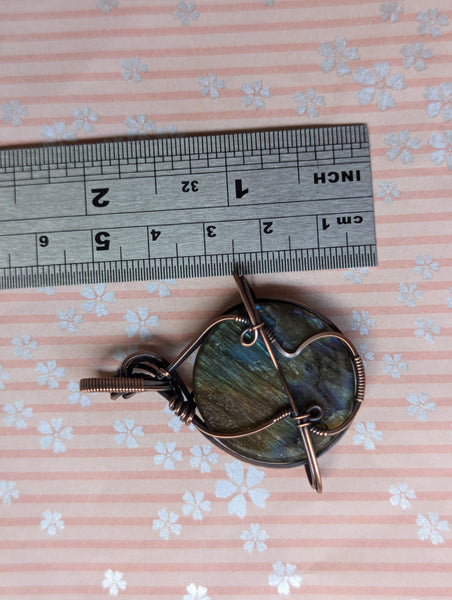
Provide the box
[192,300,355,467]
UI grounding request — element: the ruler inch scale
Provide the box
[0,124,377,290]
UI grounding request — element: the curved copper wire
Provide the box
[79,273,365,493]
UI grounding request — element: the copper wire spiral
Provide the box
[79,273,366,494]
[80,377,145,394]
[308,355,365,438]
[167,393,196,425]
[354,355,366,403]
[234,314,278,345]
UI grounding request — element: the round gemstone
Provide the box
[192,300,356,467]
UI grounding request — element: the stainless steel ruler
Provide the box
[0,124,376,289]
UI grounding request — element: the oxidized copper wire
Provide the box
[80,272,365,493]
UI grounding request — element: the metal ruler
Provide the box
[0,125,376,290]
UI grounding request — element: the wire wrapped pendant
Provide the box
[80,273,365,493]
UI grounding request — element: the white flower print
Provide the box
[241,523,268,553]
[416,9,449,38]
[97,0,119,14]
[38,418,73,453]
[12,335,38,360]
[414,317,440,343]
[58,308,83,334]
[389,483,416,510]
[146,279,177,298]
[199,74,224,99]
[36,286,55,295]
[125,114,156,135]
[318,38,359,77]
[414,255,439,280]
[428,131,452,170]
[398,282,423,308]
[2,100,27,126]
[353,62,405,111]
[40,510,64,535]
[163,404,195,433]
[0,480,19,504]
[73,106,99,132]
[102,569,127,596]
[36,361,65,388]
[81,284,116,316]
[155,123,177,135]
[425,83,452,121]
[190,444,219,473]
[137,117,178,135]
[294,89,325,119]
[184,583,210,600]
[124,308,159,342]
[3,401,33,429]
[376,180,401,204]
[353,421,382,450]
[416,512,449,545]
[380,1,403,23]
[351,310,376,335]
[154,441,182,470]
[344,267,370,284]
[241,81,271,110]
[121,57,147,83]
[126,116,176,136]
[268,561,302,596]
[0,365,11,390]
[447,287,452,309]
[41,121,76,141]
[406,392,435,422]
[182,491,211,521]
[174,2,199,26]
[113,346,138,363]
[215,460,270,518]
[68,380,94,408]
[384,130,422,163]
[355,342,375,370]
[382,353,408,378]
[114,419,144,448]
[401,43,432,72]
[153,508,181,539]
[0,482,17,506]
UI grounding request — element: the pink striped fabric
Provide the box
[0,1,451,598]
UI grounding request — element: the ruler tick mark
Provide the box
[0,125,376,289]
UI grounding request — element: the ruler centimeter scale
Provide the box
[0,124,376,290]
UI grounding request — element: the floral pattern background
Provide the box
[0,1,451,598]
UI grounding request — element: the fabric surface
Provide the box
[0,1,451,598]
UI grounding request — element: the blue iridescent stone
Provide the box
[192,300,356,467]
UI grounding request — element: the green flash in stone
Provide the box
[193,300,356,467]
